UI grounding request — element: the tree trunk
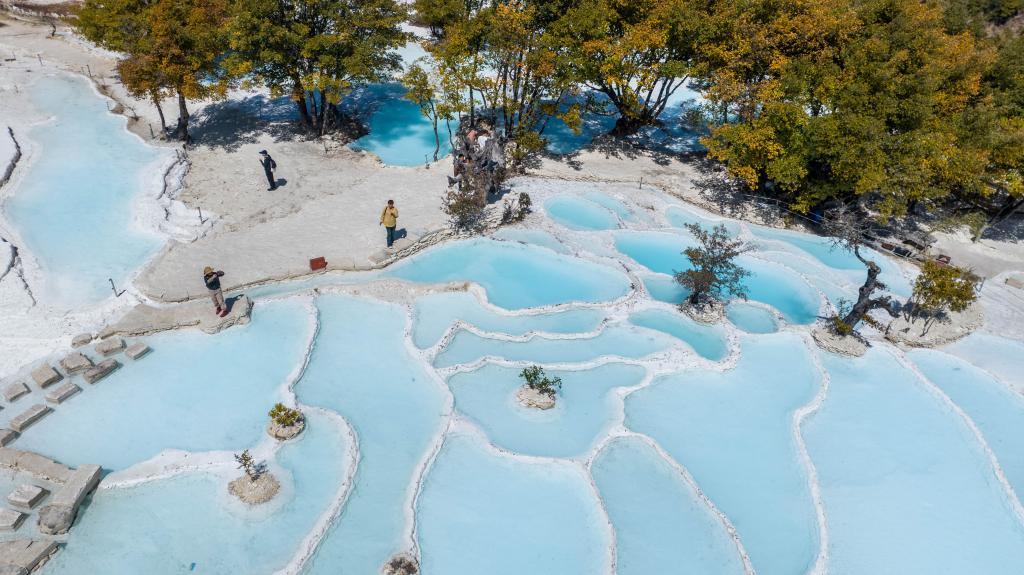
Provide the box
[842,251,896,328]
[293,80,313,130]
[152,92,167,134]
[610,110,656,137]
[175,91,190,143]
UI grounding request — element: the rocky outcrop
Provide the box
[82,359,119,384]
[0,127,22,189]
[37,464,102,535]
[811,326,868,357]
[8,405,52,433]
[59,352,93,374]
[382,553,419,575]
[883,304,984,348]
[267,415,305,441]
[29,365,62,388]
[229,472,280,505]
[0,430,18,447]
[125,342,151,360]
[0,448,72,484]
[681,300,726,325]
[100,295,254,339]
[2,382,29,403]
[0,539,58,575]
[94,336,125,357]
[45,382,81,404]
[7,484,47,510]
[516,386,556,410]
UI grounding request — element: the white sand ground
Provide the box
[1,13,1023,378]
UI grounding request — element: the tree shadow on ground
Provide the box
[189,95,308,152]
[541,131,697,173]
[691,160,785,224]
[980,215,1024,243]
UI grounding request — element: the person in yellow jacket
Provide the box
[380,199,399,247]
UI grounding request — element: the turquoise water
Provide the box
[944,332,1024,388]
[43,409,351,573]
[629,308,729,361]
[11,89,1024,575]
[750,225,912,297]
[614,231,695,275]
[592,436,747,575]
[10,300,311,469]
[491,227,570,254]
[804,348,1024,574]
[387,238,632,310]
[416,432,611,574]
[626,334,822,575]
[346,83,458,166]
[544,195,620,231]
[726,303,779,333]
[298,295,446,575]
[909,349,1024,495]
[666,206,741,236]
[412,291,604,349]
[5,74,167,307]
[434,324,676,368]
[584,191,635,221]
[621,231,821,323]
[448,363,646,457]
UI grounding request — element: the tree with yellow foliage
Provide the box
[552,0,703,135]
[75,0,231,142]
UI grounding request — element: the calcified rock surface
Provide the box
[516,386,556,410]
[811,326,868,357]
[100,295,254,338]
[267,415,306,441]
[681,301,726,325]
[229,472,281,506]
[382,552,419,575]
[884,303,984,348]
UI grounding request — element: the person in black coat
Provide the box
[203,266,228,317]
[259,150,277,190]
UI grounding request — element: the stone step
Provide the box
[2,382,29,403]
[0,539,58,574]
[38,464,101,536]
[82,359,119,384]
[125,342,151,360]
[29,365,61,389]
[71,333,94,348]
[45,383,80,405]
[0,448,71,484]
[58,352,93,374]
[7,485,47,510]
[8,405,51,433]
[0,508,26,532]
[94,336,125,357]
[0,430,17,447]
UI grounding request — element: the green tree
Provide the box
[674,223,751,310]
[75,0,231,142]
[519,365,562,398]
[413,0,466,37]
[402,56,464,160]
[226,0,408,136]
[427,0,580,156]
[908,261,979,332]
[553,0,702,134]
[952,32,1024,240]
[699,0,991,219]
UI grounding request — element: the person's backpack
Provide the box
[270,158,277,170]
